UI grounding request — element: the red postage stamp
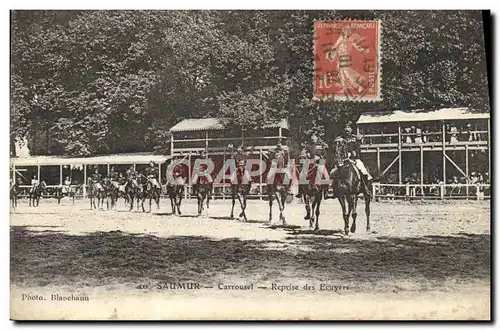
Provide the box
[313,20,381,102]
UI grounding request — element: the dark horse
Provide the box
[87,178,105,210]
[102,178,118,210]
[125,177,142,211]
[138,175,161,213]
[266,152,290,224]
[10,179,22,208]
[230,161,252,221]
[29,181,47,207]
[296,158,329,230]
[194,176,213,216]
[166,180,184,215]
[54,184,81,206]
[331,138,371,235]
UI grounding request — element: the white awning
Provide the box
[357,107,490,125]
[10,153,171,167]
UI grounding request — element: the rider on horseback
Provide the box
[296,134,328,199]
[62,176,71,194]
[230,145,251,185]
[108,166,119,189]
[30,175,39,194]
[91,168,104,190]
[328,122,373,198]
[192,150,214,189]
[145,161,161,189]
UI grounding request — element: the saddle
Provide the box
[94,182,104,191]
[343,159,361,180]
[148,177,161,189]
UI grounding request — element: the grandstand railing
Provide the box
[372,183,490,201]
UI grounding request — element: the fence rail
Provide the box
[372,183,490,200]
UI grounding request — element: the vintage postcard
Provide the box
[10,10,490,320]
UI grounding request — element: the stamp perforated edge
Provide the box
[312,18,383,103]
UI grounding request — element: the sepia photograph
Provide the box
[9,9,491,320]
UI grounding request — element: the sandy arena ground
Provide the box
[10,197,491,320]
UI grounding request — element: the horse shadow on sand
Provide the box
[10,226,490,293]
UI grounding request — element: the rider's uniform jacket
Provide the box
[118,176,127,185]
[341,133,362,157]
[92,173,102,182]
[126,169,136,179]
[108,171,118,181]
[145,166,157,178]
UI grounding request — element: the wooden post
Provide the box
[376,147,380,173]
[83,165,87,196]
[223,149,226,200]
[170,134,174,158]
[465,144,469,198]
[205,131,209,150]
[420,145,424,193]
[60,164,63,185]
[398,123,402,184]
[107,164,110,177]
[442,122,446,194]
[188,153,192,198]
[37,164,41,183]
[158,162,162,185]
[259,148,263,200]
[12,164,16,184]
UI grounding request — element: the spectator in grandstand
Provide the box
[449,125,459,144]
[415,127,423,144]
[403,127,412,144]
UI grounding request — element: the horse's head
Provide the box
[333,138,348,167]
[39,181,47,192]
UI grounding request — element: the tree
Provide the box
[10,10,489,156]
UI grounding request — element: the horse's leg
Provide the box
[314,192,322,231]
[364,193,371,232]
[236,194,247,221]
[230,191,236,219]
[170,196,175,214]
[129,194,134,211]
[177,194,183,215]
[156,190,160,210]
[338,196,349,235]
[350,195,358,233]
[274,191,285,224]
[268,190,273,222]
[280,190,286,224]
[198,194,202,215]
[311,195,317,230]
[304,193,311,221]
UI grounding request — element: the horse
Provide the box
[331,139,371,235]
[29,181,47,207]
[194,176,213,216]
[297,158,329,230]
[140,175,161,213]
[87,178,106,210]
[124,176,142,211]
[166,180,184,215]
[102,178,118,210]
[10,179,21,208]
[54,184,81,206]
[266,152,291,224]
[230,162,252,221]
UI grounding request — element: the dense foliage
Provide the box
[11,10,489,156]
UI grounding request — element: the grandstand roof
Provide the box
[357,107,490,125]
[10,152,170,167]
[169,118,289,132]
